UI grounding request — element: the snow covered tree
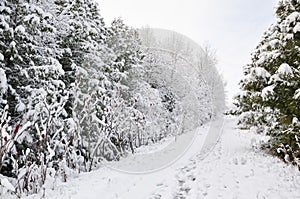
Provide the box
[0,0,224,196]
[86,18,146,162]
[138,29,216,144]
[52,0,116,169]
[234,0,300,168]
[196,43,225,117]
[53,0,107,117]
[0,0,79,194]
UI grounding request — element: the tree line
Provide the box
[0,0,222,196]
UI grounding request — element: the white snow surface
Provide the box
[15,25,26,34]
[16,101,26,112]
[0,178,15,192]
[252,67,270,79]
[286,12,300,24]
[293,22,300,33]
[20,116,300,199]
[0,52,4,61]
[0,68,7,94]
[277,63,293,76]
[261,85,275,100]
[294,89,300,99]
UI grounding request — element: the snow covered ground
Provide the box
[25,116,300,199]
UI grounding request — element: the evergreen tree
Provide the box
[53,0,107,117]
[234,0,300,168]
[0,0,74,190]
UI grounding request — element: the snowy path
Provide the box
[28,116,300,199]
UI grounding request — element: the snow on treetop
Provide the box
[284,33,294,40]
[9,41,16,48]
[0,5,11,14]
[293,23,300,33]
[0,15,10,30]
[241,67,271,84]
[16,101,26,112]
[277,63,293,75]
[0,52,4,61]
[242,73,255,83]
[234,90,248,99]
[24,14,40,24]
[269,39,281,49]
[292,117,300,126]
[252,67,271,79]
[286,12,300,25]
[269,74,281,83]
[30,4,44,16]
[0,68,7,94]
[294,89,300,99]
[15,25,26,34]
[261,85,275,101]
[256,54,267,65]
[255,48,281,65]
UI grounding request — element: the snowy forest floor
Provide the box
[25,116,300,199]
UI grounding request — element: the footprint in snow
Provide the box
[174,192,187,199]
[149,193,162,199]
[240,157,247,165]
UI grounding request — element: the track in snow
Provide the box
[26,116,300,199]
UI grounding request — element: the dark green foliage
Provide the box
[233,0,300,168]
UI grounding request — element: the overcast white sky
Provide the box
[97,0,278,103]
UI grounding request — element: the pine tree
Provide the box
[0,0,74,188]
[234,0,300,167]
[53,0,107,117]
